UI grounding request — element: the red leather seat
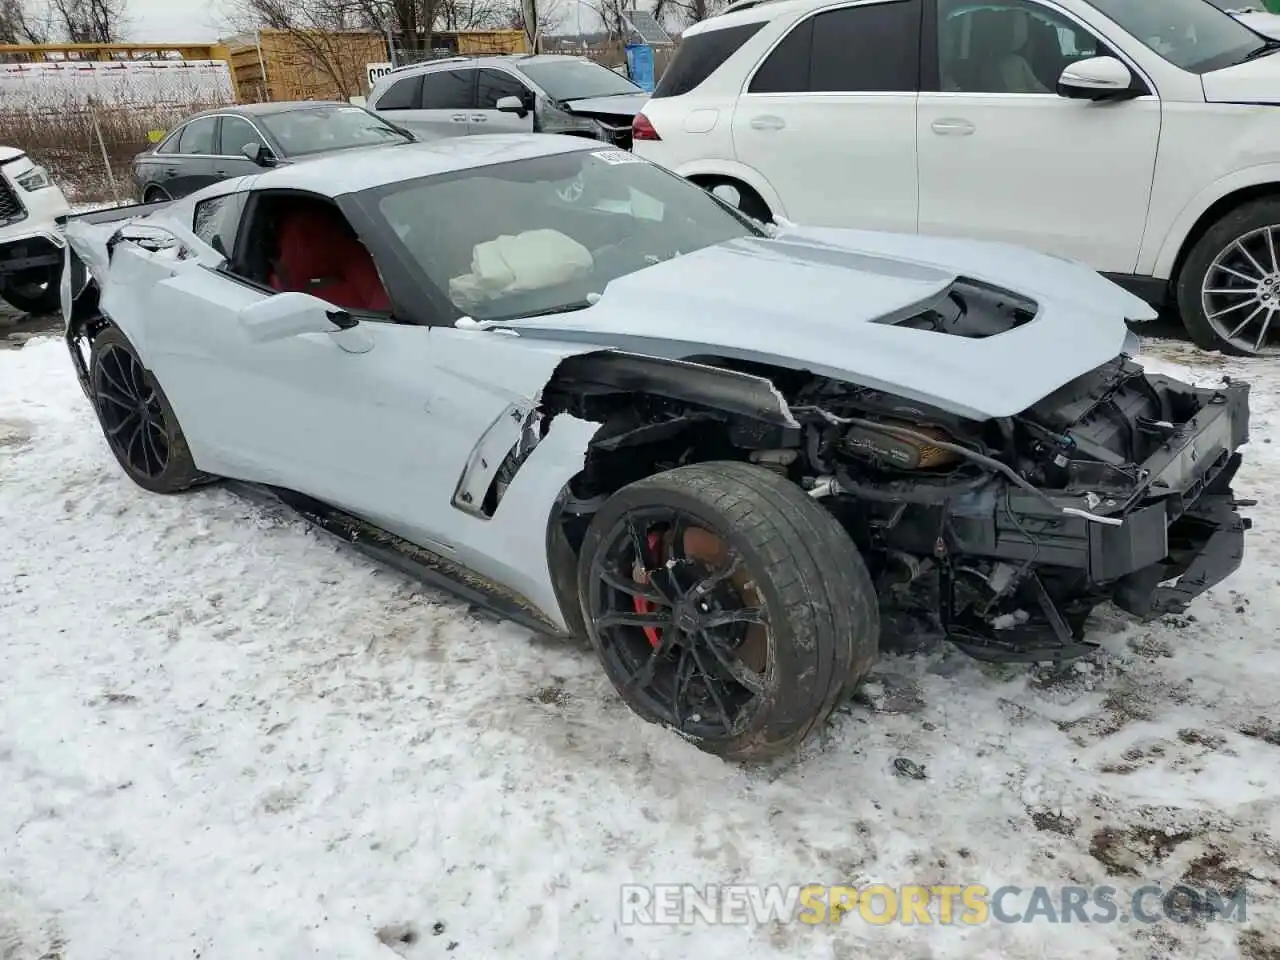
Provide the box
[269,204,391,313]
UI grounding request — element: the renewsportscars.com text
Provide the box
[620,883,1248,926]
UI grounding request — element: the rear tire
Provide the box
[88,326,210,494]
[1175,197,1280,356]
[578,461,879,761]
[1,265,61,316]
[143,185,171,204]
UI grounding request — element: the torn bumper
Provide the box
[1104,379,1253,619]
[947,376,1251,622]
[1111,456,1252,619]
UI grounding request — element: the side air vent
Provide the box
[882,277,1038,339]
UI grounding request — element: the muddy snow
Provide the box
[2,335,1278,960]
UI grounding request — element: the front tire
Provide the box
[88,326,209,493]
[1176,198,1280,356]
[1,265,61,316]
[578,461,879,761]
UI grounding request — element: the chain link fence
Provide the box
[0,62,234,203]
[390,36,674,83]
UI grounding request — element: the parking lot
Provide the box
[2,308,1278,959]
[7,0,1280,951]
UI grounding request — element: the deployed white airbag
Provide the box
[450,229,593,308]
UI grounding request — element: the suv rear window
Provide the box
[420,69,477,110]
[750,0,921,93]
[651,22,766,98]
[376,75,422,110]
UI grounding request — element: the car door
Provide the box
[473,67,535,134]
[375,68,478,140]
[915,0,1160,271]
[730,0,922,232]
[125,186,590,617]
[115,189,449,523]
[212,114,269,181]
[167,116,221,198]
[369,72,425,133]
[133,128,182,200]
[420,68,481,139]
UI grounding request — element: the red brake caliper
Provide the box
[634,531,664,648]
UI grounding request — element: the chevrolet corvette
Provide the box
[58,134,1253,760]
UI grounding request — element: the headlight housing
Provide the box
[15,165,53,192]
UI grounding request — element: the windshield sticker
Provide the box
[591,149,643,165]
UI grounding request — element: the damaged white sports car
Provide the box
[59,134,1254,760]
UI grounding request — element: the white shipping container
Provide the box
[0,60,234,111]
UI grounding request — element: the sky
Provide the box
[122,0,230,42]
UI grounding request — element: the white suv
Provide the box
[633,0,1280,356]
[367,55,647,147]
[0,146,72,316]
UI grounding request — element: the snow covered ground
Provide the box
[2,334,1278,960]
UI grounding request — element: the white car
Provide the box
[632,0,1280,356]
[57,134,1252,759]
[0,146,72,315]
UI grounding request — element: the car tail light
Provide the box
[632,112,661,142]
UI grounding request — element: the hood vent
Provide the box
[880,277,1038,339]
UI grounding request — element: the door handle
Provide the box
[931,118,975,136]
[451,113,468,122]
[750,115,785,131]
[470,114,488,122]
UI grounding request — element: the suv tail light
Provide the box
[632,113,661,142]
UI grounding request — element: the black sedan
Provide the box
[132,101,415,202]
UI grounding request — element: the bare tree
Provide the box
[234,0,372,99]
[653,0,725,27]
[505,0,563,44]
[436,0,512,30]
[343,0,435,55]
[0,0,52,42]
[49,0,127,41]
[590,0,627,41]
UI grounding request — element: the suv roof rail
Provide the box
[386,55,472,74]
[718,0,788,15]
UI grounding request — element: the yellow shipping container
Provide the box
[224,29,530,104]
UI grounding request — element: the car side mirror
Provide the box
[496,95,529,119]
[242,142,277,167]
[1057,56,1138,101]
[237,291,357,343]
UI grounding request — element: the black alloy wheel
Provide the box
[88,326,208,493]
[578,461,880,761]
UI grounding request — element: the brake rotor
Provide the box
[630,522,768,675]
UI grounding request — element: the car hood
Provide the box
[1202,46,1280,102]
[1233,10,1280,39]
[0,145,25,163]
[505,226,1154,422]
[562,93,649,117]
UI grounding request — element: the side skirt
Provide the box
[1101,272,1170,308]
[223,481,571,639]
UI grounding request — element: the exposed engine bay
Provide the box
[543,353,1253,663]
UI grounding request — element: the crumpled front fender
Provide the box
[59,218,118,328]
